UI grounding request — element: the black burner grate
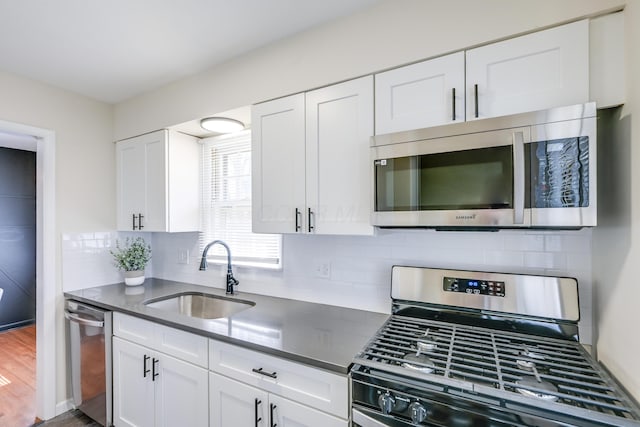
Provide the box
[355,315,640,423]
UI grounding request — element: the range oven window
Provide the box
[375,146,513,212]
[528,136,590,208]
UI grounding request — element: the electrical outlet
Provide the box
[178,249,190,264]
[315,261,331,279]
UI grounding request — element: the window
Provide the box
[200,130,281,269]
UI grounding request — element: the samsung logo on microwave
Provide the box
[456,214,477,220]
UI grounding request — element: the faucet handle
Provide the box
[226,273,239,295]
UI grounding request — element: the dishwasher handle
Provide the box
[64,310,105,328]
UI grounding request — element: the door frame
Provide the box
[0,120,57,420]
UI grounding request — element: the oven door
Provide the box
[371,127,530,228]
[353,406,413,427]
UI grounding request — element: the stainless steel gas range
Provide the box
[350,266,640,427]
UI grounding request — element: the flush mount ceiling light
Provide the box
[200,117,245,133]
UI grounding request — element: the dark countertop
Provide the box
[64,278,389,374]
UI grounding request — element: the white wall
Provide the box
[0,69,114,409]
[592,2,640,402]
[113,0,624,140]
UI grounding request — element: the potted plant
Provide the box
[110,237,152,286]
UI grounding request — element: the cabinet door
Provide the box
[305,76,374,235]
[155,353,208,427]
[252,94,306,234]
[116,140,146,231]
[210,372,268,427]
[139,130,168,232]
[113,337,155,427]
[269,394,348,427]
[375,52,465,134]
[466,19,588,120]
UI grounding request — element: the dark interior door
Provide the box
[0,146,36,330]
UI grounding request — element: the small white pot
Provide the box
[124,270,145,286]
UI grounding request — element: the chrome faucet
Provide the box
[199,240,239,295]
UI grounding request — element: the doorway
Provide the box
[0,122,56,423]
[0,145,36,330]
[0,142,36,425]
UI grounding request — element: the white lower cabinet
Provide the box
[113,337,209,427]
[210,372,347,427]
[112,313,209,427]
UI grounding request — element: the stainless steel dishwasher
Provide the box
[65,299,112,426]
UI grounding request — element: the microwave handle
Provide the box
[512,131,525,225]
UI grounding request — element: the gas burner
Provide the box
[515,377,559,402]
[402,353,436,373]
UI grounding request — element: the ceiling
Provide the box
[0,0,380,105]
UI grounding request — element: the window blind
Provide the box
[200,130,281,269]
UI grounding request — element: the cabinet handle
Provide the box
[307,208,314,233]
[132,214,138,230]
[270,403,277,427]
[474,84,479,118]
[254,398,262,426]
[152,357,159,381]
[138,213,144,229]
[452,87,456,121]
[294,208,301,232]
[252,367,278,379]
[143,354,150,378]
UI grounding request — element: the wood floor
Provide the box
[0,324,37,427]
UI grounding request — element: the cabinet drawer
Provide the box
[209,339,348,418]
[113,312,208,368]
[113,312,155,346]
[154,322,208,368]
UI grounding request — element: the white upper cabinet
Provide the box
[305,76,374,236]
[251,94,306,234]
[252,76,374,236]
[375,51,465,134]
[116,129,200,232]
[466,19,589,120]
[375,20,592,134]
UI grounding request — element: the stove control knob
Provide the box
[409,402,428,424]
[378,392,396,414]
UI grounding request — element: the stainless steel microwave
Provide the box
[371,103,597,229]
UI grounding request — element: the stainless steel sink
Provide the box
[143,292,255,319]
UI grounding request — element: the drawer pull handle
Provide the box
[252,367,277,379]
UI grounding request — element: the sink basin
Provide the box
[143,292,255,319]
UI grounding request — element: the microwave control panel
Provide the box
[443,277,505,297]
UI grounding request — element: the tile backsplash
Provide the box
[62,228,593,344]
[61,231,154,292]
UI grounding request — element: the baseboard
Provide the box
[55,399,74,417]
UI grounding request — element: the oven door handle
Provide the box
[353,408,394,427]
